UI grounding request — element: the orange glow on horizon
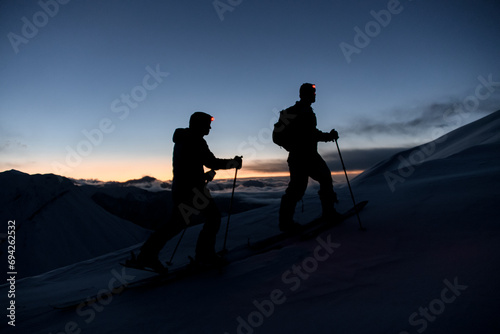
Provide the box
[204,169,365,182]
[14,159,364,183]
[63,169,365,183]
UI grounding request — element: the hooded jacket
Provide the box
[172,128,233,192]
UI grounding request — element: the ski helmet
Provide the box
[189,111,214,129]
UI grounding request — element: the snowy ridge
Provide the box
[355,110,500,183]
[0,171,150,279]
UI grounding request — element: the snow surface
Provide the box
[0,171,151,279]
[2,111,500,333]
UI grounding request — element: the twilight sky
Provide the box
[1,0,499,181]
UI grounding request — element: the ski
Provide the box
[249,200,368,251]
[300,200,368,239]
[119,251,169,274]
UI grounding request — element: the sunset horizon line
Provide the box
[2,168,365,184]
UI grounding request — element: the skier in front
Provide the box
[132,112,242,272]
[278,83,340,232]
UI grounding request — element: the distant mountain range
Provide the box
[0,170,266,278]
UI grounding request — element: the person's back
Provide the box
[172,127,211,191]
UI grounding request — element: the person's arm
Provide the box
[202,141,242,170]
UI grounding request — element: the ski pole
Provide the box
[221,166,239,254]
[166,227,186,266]
[335,140,366,231]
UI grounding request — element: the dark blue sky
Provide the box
[1,0,499,180]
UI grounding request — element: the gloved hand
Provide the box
[232,156,243,169]
[330,129,339,141]
[204,169,216,183]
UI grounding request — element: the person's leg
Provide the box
[137,191,191,268]
[279,156,308,230]
[309,154,339,220]
[139,209,185,256]
[195,193,222,261]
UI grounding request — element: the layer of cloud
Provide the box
[73,176,171,192]
[323,147,405,172]
[339,95,500,139]
[243,159,288,174]
[244,147,405,174]
[0,139,28,152]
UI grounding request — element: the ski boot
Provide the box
[124,252,168,274]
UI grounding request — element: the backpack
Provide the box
[272,106,298,151]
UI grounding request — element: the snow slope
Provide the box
[2,111,500,333]
[356,110,500,184]
[0,171,150,279]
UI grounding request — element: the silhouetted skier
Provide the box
[278,83,340,232]
[133,112,242,271]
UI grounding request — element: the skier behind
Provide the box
[130,112,242,272]
[278,83,340,232]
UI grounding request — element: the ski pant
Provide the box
[139,186,221,260]
[279,152,337,224]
